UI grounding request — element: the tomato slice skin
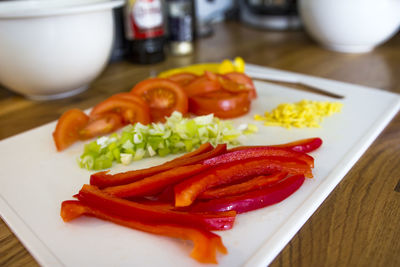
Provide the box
[90,96,151,125]
[110,92,150,107]
[79,112,124,140]
[224,72,257,99]
[52,108,90,151]
[189,90,251,118]
[131,78,188,122]
[184,74,221,97]
[217,75,248,94]
[167,72,198,87]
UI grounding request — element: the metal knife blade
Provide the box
[246,71,345,99]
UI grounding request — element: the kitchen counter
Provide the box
[1,21,399,267]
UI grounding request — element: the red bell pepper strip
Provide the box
[204,146,314,168]
[198,171,288,200]
[271,137,323,153]
[90,144,227,189]
[189,174,305,214]
[156,185,177,203]
[172,142,214,160]
[174,156,312,207]
[135,199,176,209]
[228,137,323,154]
[61,200,87,221]
[77,184,235,230]
[103,164,209,198]
[61,200,227,264]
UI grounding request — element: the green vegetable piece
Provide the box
[184,140,193,152]
[120,132,133,144]
[84,141,101,154]
[78,111,253,170]
[147,136,163,150]
[134,148,146,161]
[158,147,171,157]
[122,140,134,150]
[135,142,146,150]
[112,148,121,162]
[93,155,113,170]
[80,154,95,169]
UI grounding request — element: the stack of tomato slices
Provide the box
[61,137,322,263]
[53,71,256,151]
[168,71,257,119]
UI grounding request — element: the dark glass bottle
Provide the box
[124,0,166,64]
[166,0,195,56]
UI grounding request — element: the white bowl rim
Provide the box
[0,0,124,18]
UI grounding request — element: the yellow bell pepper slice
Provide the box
[158,57,246,78]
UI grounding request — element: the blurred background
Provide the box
[111,0,400,62]
[1,0,399,100]
[112,0,303,63]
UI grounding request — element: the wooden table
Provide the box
[1,21,399,267]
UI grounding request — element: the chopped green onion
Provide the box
[120,153,132,165]
[78,111,256,170]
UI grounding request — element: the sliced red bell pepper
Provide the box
[103,164,209,198]
[61,200,227,264]
[271,137,323,153]
[90,144,227,189]
[156,185,176,203]
[165,144,228,167]
[135,199,176,209]
[204,146,314,168]
[61,200,87,222]
[172,142,214,160]
[174,156,312,207]
[77,184,235,230]
[189,174,305,214]
[228,138,323,154]
[198,171,288,200]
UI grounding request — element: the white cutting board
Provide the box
[0,65,399,267]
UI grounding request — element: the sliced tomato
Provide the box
[79,112,124,140]
[218,75,249,94]
[189,90,251,118]
[110,92,150,105]
[131,78,188,122]
[90,96,151,125]
[224,72,257,99]
[167,72,198,87]
[204,70,218,81]
[53,108,90,151]
[183,73,221,97]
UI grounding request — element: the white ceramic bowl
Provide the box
[298,0,400,53]
[0,0,124,100]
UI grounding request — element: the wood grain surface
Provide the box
[1,21,399,267]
